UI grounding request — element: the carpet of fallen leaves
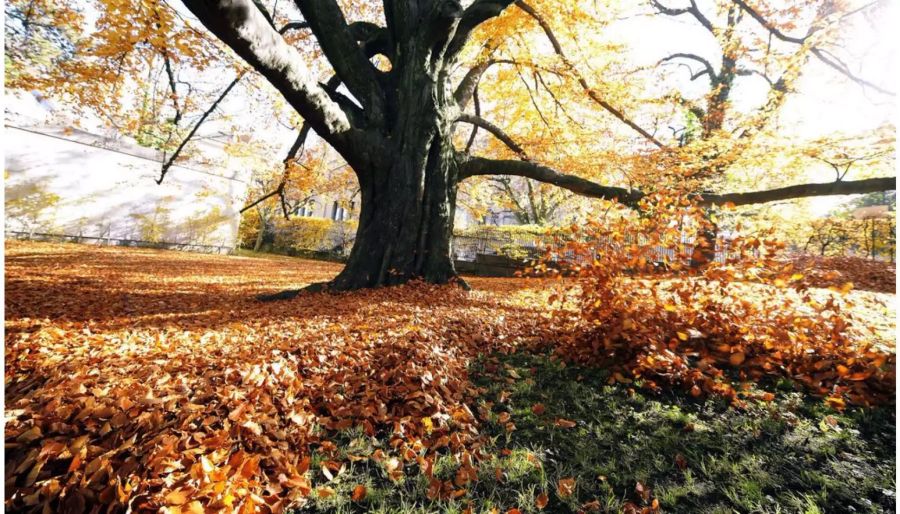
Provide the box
[4,241,555,513]
[787,255,896,294]
[4,241,896,513]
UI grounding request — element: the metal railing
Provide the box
[7,231,234,254]
[451,231,741,266]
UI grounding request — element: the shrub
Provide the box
[272,216,334,251]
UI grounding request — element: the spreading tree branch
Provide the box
[458,155,896,208]
[456,113,529,159]
[454,58,565,109]
[293,0,386,116]
[180,0,358,152]
[446,0,517,58]
[707,176,897,206]
[459,156,644,207]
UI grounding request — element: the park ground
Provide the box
[4,241,897,513]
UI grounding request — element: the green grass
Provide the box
[290,352,895,513]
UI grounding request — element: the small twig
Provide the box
[156,73,244,184]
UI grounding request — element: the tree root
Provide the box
[256,275,470,301]
[255,281,330,301]
[452,276,472,291]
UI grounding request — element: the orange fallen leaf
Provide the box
[555,418,576,429]
[557,477,575,498]
[535,492,549,509]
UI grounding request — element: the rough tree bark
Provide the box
[178,0,895,295]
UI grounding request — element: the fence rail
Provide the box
[10,230,738,266]
[451,232,737,265]
[7,231,234,254]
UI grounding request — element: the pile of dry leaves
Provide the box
[537,211,896,410]
[4,241,895,513]
[4,242,555,513]
[787,255,896,294]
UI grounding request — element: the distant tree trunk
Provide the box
[691,211,718,267]
[253,207,268,252]
[870,220,877,259]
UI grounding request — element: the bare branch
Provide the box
[240,123,313,215]
[459,155,896,208]
[278,21,309,34]
[730,0,807,44]
[240,76,343,214]
[161,52,183,127]
[735,67,775,86]
[809,47,895,96]
[456,113,529,159]
[731,0,895,96]
[515,0,665,148]
[707,176,897,206]
[156,73,243,184]
[241,187,282,214]
[464,85,481,153]
[650,0,714,33]
[659,53,716,83]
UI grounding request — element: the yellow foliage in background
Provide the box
[238,210,358,254]
[273,217,336,252]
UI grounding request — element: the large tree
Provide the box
[9,0,895,290]
[177,0,894,291]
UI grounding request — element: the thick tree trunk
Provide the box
[329,40,461,290]
[253,209,267,252]
[332,145,459,289]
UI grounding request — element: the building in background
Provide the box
[4,94,252,251]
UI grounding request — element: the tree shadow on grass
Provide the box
[467,352,895,513]
[294,352,895,514]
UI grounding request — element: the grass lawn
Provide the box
[4,241,895,513]
[298,352,895,513]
